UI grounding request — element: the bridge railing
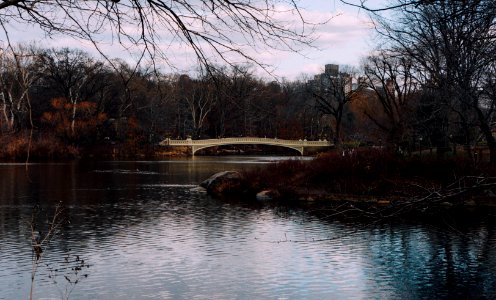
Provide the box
[161,137,332,147]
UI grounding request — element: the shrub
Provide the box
[243,148,489,197]
[0,131,79,160]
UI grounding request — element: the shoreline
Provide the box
[198,150,496,218]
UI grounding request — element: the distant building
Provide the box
[309,64,353,94]
[325,64,339,77]
[352,76,368,91]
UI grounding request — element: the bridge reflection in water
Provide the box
[160,137,333,155]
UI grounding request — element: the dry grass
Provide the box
[0,131,79,160]
[243,148,488,199]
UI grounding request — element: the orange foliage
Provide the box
[41,97,107,142]
[50,97,65,110]
[0,131,80,160]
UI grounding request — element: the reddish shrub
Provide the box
[243,148,489,197]
[0,131,79,160]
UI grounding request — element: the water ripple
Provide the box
[1,163,496,299]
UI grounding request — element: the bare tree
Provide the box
[218,65,260,137]
[373,0,496,162]
[362,51,420,149]
[309,64,357,145]
[339,0,452,12]
[0,44,39,132]
[38,48,106,136]
[135,72,176,142]
[0,1,316,71]
[179,74,216,138]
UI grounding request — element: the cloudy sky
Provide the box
[270,0,376,79]
[3,0,377,80]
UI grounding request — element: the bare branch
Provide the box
[0,0,321,73]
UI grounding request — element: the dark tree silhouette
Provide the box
[340,0,450,12]
[309,65,357,145]
[362,51,419,149]
[373,0,496,162]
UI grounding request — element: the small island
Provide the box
[199,149,496,219]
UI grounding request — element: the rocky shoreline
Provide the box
[196,170,496,220]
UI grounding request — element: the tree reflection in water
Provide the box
[0,160,495,299]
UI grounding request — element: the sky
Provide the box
[269,0,376,80]
[2,0,377,81]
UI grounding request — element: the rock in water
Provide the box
[256,190,280,202]
[200,171,245,196]
[190,186,207,194]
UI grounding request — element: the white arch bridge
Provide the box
[160,137,333,155]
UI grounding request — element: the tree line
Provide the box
[364,0,496,163]
[0,46,331,158]
[1,1,495,162]
[309,0,496,164]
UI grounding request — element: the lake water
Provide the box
[1,157,496,299]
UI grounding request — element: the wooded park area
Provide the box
[0,0,495,163]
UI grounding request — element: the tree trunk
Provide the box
[69,89,78,136]
[476,107,496,165]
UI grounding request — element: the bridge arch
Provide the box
[191,143,304,155]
